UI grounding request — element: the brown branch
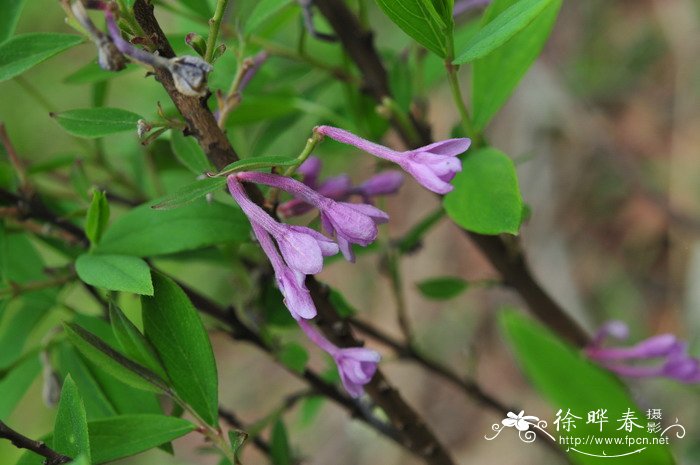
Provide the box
[348,317,564,454]
[315,0,590,348]
[0,420,72,465]
[131,3,456,463]
[308,278,457,465]
[132,0,237,172]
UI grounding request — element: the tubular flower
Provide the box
[586,321,700,383]
[315,125,470,194]
[251,224,316,320]
[227,176,338,276]
[236,171,388,261]
[278,157,403,218]
[298,320,380,398]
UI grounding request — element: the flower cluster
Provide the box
[586,321,700,383]
[226,127,470,397]
[278,156,404,218]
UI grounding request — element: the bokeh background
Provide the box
[1,0,700,464]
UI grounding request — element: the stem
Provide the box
[205,0,229,62]
[444,61,477,141]
[0,123,29,192]
[0,272,76,299]
[266,131,323,205]
[168,391,236,464]
[379,97,420,147]
[387,245,411,341]
[0,421,72,465]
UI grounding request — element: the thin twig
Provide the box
[0,420,72,465]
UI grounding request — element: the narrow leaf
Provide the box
[0,356,40,419]
[217,155,298,176]
[89,414,196,463]
[53,375,91,462]
[85,190,110,245]
[151,177,226,210]
[500,311,675,465]
[0,0,27,43]
[63,322,169,393]
[417,277,468,300]
[472,0,562,130]
[245,0,293,34]
[170,130,212,174]
[0,33,82,82]
[374,0,448,57]
[454,0,555,63]
[51,108,142,138]
[443,148,523,235]
[109,302,168,381]
[96,200,249,256]
[142,273,219,425]
[75,254,153,295]
[270,419,292,465]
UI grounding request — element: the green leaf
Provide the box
[63,322,168,393]
[89,414,195,463]
[0,355,40,419]
[500,311,675,465]
[375,0,449,57]
[51,108,142,139]
[76,254,153,295]
[85,190,110,246]
[142,273,218,425]
[443,147,523,235]
[453,0,555,63]
[270,419,292,465]
[417,277,468,300]
[96,200,250,256]
[170,130,212,174]
[217,155,298,176]
[0,0,27,43]
[277,342,308,374]
[66,454,90,465]
[109,302,168,381]
[54,375,91,462]
[0,33,82,82]
[151,177,226,210]
[471,0,562,130]
[245,0,293,34]
[177,0,212,18]
[64,61,138,85]
[229,430,248,459]
[58,344,118,420]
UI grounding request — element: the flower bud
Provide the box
[167,56,213,97]
[185,32,207,57]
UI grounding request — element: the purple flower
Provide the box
[586,321,700,383]
[251,224,316,320]
[351,170,405,201]
[315,125,470,194]
[298,320,380,397]
[236,172,388,261]
[278,157,403,218]
[227,176,338,275]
